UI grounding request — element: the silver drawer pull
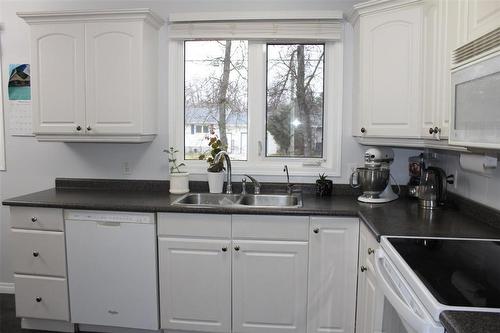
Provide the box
[31,217,38,223]
[368,248,375,255]
[35,296,42,303]
[33,251,39,258]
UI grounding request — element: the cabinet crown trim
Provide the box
[17,8,165,29]
[350,0,422,24]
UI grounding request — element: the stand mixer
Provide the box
[350,148,399,203]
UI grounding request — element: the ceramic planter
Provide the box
[207,171,225,193]
[170,172,190,194]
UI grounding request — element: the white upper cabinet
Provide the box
[30,23,85,135]
[85,22,142,135]
[19,9,164,142]
[467,0,500,41]
[353,2,423,138]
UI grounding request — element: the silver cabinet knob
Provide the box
[360,266,367,272]
[76,125,82,131]
[361,127,366,134]
[429,127,435,134]
[222,247,228,252]
[33,251,39,258]
[234,246,240,251]
[368,248,375,255]
[35,296,42,303]
[87,126,92,131]
[313,228,319,234]
[31,217,38,223]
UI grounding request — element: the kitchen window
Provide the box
[168,13,343,177]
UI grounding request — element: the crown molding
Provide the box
[17,8,165,29]
[349,0,422,25]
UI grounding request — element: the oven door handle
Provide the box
[374,249,443,333]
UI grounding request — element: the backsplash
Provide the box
[436,151,500,211]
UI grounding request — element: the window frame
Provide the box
[168,39,343,178]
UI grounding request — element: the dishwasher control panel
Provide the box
[64,210,154,224]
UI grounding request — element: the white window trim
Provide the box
[168,24,344,178]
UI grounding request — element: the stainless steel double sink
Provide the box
[172,192,302,209]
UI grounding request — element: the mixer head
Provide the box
[364,147,395,168]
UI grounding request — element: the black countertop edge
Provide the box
[2,197,359,217]
[440,310,500,333]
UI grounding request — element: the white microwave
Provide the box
[450,51,500,149]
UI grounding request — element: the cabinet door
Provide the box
[307,217,359,333]
[159,237,231,333]
[467,0,500,41]
[359,6,423,138]
[355,223,384,333]
[31,24,85,134]
[85,22,142,134]
[421,0,441,139]
[232,240,308,333]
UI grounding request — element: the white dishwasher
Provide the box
[65,210,159,331]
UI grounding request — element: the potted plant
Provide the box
[165,147,189,194]
[316,173,333,197]
[199,137,226,193]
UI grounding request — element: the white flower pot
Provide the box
[207,171,225,193]
[170,172,190,194]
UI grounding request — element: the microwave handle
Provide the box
[374,250,443,333]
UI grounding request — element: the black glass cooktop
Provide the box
[389,238,500,308]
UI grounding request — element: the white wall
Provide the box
[435,151,500,211]
[0,0,417,284]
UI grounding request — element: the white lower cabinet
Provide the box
[158,237,232,332]
[355,223,384,333]
[232,240,308,333]
[307,217,359,333]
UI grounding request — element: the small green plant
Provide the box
[164,147,186,173]
[318,173,328,182]
[199,137,226,172]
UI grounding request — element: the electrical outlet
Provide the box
[122,162,132,175]
[348,163,358,174]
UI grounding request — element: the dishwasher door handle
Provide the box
[96,221,121,227]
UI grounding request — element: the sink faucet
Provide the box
[283,165,293,195]
[214,151,232,194]
[244,175,261,194]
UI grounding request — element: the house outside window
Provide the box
[168,12,344,178]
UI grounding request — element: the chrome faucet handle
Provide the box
[244,174,261,194]
[241,178,247,195]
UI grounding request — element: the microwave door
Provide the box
[450,52,500,149]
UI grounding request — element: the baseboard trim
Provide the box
[0,282,14,294]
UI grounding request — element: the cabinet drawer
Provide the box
[15,274,69,321]
[158,213,231,238]
[11,229,66,277]
[232,215,309,241]
[11,207,63,231]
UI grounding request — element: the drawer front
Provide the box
[15,274,69,321]
[232,215,309,241]
[158,213,231,238]
[11,230,66,277]
[11,207,63,231]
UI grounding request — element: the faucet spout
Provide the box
[214,151,232,194]
[283,165,293,194]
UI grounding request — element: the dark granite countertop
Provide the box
[3,178,500,333]
[440,311,500,333]
[3,182,500,241]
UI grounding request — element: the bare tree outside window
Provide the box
[184,40,248,160]
[266,44,325,158]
